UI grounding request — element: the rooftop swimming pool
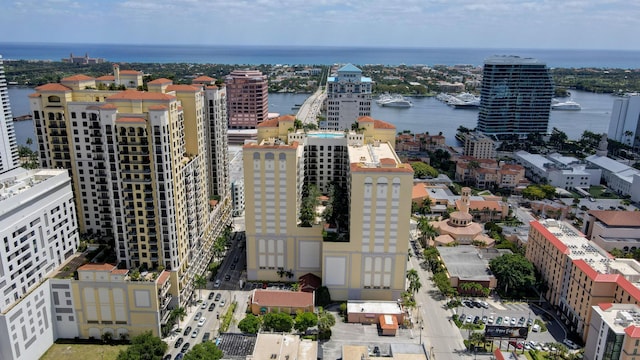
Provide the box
[307,133,345,138]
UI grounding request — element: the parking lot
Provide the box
[455,297,569,352]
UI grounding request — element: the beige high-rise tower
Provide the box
[243,115,412,300]
[30,73,231,307]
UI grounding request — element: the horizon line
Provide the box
[1,41,639,52]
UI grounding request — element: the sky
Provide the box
[1,0,638,50]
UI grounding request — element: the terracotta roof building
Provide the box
[584,210,640,253]
[249,289,314,315]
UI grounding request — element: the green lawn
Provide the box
[588,186,619,199]
[40,343,128,360]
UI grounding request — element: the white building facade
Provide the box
[514,151,601,189]
[0,55,18,174]
[608,95,640,151]
[324,64,372,131]
[0,168,79,360]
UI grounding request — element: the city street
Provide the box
[408,234,467,358]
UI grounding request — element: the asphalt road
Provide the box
[408,236,467,358]
[296,86,325,124]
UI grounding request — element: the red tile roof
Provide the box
[78,263,117,271]
[166,84,200,92]
[378,315,398,330]
[157,270,170,284]
[35,83,71,92]
[598,303,614,311]
[615,276,640,303]
[588,210,640,227]
[28,93,41,98]
[374,119,395,129]
[252,289,314,308]
[100,103,118,109]
[625,325,640,338]
[148,78,173,85]
[107,90,176,101]
[193,75,215,82]
[96,75,115,81]
[256,115,295,128]
[573,259,620,282]
[531,221,570,255]
[62,74,95,82]
[412,184,429,200]
[111,269,129,275]
[298,273,322,292]
[119,70,141,75]
[357,116,374,123]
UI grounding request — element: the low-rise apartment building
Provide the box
[515,151,601,190]
[455,156,526,190]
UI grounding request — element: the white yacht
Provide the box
[552,100,581,111]
[376,94,412,107]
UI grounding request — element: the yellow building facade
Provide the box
[244,115,412,300]
[30,73,231,310]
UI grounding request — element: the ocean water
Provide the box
[2,42,640,68]
[9,87,614,148]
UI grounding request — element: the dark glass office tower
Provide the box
[477,56,553,137]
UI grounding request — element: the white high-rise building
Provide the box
[608,95,640,151]
[0,167,79,360]
[324,64,372,131]
[0,55,19,173]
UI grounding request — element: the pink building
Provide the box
[225,69,268,129]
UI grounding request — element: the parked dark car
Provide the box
[208,292,215,300]
[208,303,215,312]
[181,342,191,353]
[183,326,192,336]
[174,337,184,349]
[473,316,480,324]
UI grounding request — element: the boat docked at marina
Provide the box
[376,94,413,107]
[436,92,480,108]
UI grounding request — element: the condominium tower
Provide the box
[477,56,553,137]
[608,95,640,151]
[243,115,412,301]
[225,69,268,129]
[324,64,372,131]
[29,73,231,307]
[0,55,18,173]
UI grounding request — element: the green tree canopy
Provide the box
[315,286,332,307]
[489,253,536,296]
[411,162,439,179]
[238,314,261,334]
[294,311,318,333]
[183,342,223,360]
[116,331,168,360]
[263,312,294,332]
[522,184,556,200]
[316,307,336,331]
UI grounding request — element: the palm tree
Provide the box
[194,274,207,301]
[406,269,422,294]
[171,306,187,330]
[418,217,438,247]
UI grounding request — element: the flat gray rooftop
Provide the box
[438,246,494,281]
